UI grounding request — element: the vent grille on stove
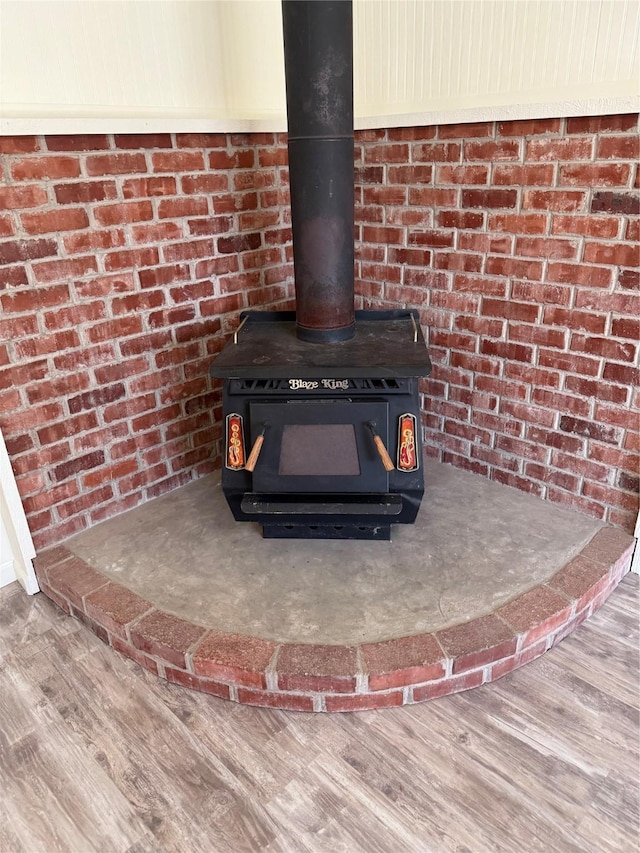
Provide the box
[234,379,282,392]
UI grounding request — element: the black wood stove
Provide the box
[209,1,431,540]
[211,309,431,540]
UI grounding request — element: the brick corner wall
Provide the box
[0,131,294,549]
[353,114,639,533]
[0,114,638,549]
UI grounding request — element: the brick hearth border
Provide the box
[34,526,634,712]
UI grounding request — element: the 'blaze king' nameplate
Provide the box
[225,413,245,470]
[397,413,418,472]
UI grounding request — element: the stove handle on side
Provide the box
[365,421,395,472]
[245,423,269,473]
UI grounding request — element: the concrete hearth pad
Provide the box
[35,459,635,712]
[64,460,602,645]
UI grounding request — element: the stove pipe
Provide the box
[282,0,355,343]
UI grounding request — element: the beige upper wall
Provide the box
[1,0,638,134]
[356,0,640,125]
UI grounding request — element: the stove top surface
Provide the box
[210,310,432,379]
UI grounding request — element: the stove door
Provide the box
[249,399,390,493]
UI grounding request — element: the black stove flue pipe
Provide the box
[282,0,355,342]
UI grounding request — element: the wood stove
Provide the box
[209,1,432,539]
[210,309,431,540]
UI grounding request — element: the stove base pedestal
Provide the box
[261,522,392,541]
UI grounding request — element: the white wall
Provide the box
[354,0,640,127]
[0,430,38,594]
[1,0,638,135]
[0,1,230,121]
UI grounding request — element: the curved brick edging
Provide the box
[33,526,635,712]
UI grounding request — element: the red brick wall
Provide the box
[0,132,295,548]
[0,115,638,549]
[353,115,639,534]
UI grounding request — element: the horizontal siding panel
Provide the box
[0,0,637,133]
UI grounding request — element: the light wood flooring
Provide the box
[0,574,638,853]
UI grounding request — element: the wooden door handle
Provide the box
[245,424,268,473]
[373,435,395,472]
[366,422,395,472]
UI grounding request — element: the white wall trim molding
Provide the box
[631,511,640,574]
[2,97,638,138]
[0,430,38,594]
[354,99,640,132]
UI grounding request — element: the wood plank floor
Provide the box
[0,574,638,853]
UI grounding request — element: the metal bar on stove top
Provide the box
[409,313,418,343]
[233,315,249,344]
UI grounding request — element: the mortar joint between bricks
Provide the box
[432,631,450,668]
[313,694,325,712]
[355,647,368,694]
[124,604,156,644]
[79,578,110,612]
[184,640,202,675]
[264,644,281,691]
[587,597,600,619]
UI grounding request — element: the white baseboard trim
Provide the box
[0,558,17,589]
[0,429,38,595]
